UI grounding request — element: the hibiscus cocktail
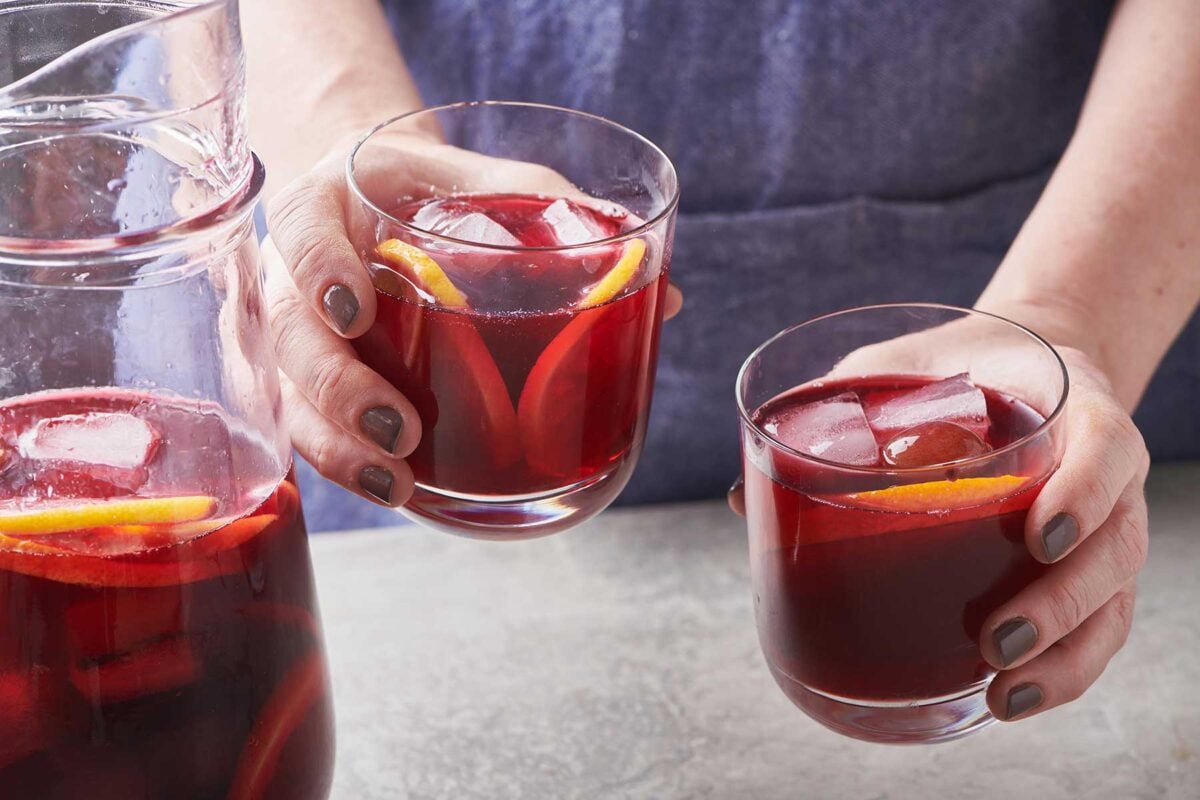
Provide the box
[738,305,1067,743]
[349,103,678,538]
[0,390,334,798]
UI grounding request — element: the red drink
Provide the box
[0,390,334,798]
[747,377,1053,709]
[354,193,669,535]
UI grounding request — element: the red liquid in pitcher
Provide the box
[0,390,333,799]
[744,375,1054,703]
[354,193,668,500]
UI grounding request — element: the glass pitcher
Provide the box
[0,3,335,797]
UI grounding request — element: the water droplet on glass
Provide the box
[106,178,127,192]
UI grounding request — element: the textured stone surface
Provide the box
[312,463,1200,800]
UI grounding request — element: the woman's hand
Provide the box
[728,337,1150,722]
[264,134,683,507]
[976,345,1148,721]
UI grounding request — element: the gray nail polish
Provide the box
[1005,683,1044,720]
[323,284,359,334]
[359,466,394,505]
[360,406,404,454]
[1041,512,1079,562]
[993,617,1037,667]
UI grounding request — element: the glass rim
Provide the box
[345,100,681,253]
[0,0,235,133]
[0,152,263,269]
[734,302,1071,475]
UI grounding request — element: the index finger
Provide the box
[267,167,377,339]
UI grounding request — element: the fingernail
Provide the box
[360,406,404,454]
[729,475,744,495]
[358,466,394,505]
[1005,683,1044,720]
[1041,512,1079,562]
[323,284,359,334]
[993,617,1037,667]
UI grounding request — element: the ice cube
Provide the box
[864,374,989,441]
[20,412,160,470]
[411,199,521,246]
[441,212,522,246]
[410,198,473,232]
[765,392,880,466]
[882,420,991,468]
[541,198,608,246]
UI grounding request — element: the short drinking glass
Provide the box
[347,101,679,539]
[737,304,1067,743]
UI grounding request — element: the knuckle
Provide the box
[267,174,327,233]
[1061,658,1091,703]
[306,430,342,475]
[288,229,345,287]
[308,354,351,412]
[1110,590,1137,648]
[1109,510,1150,578]
[266,290,309,359]
[1045,572,1092,634]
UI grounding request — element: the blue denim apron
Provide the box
[297,0,1200,531]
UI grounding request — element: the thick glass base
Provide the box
[401,465,630,540]
[770,666,996,744]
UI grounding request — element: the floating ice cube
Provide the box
[864,373,989,441]
[411,199,521,246]
[20,412,160,470]
[541,198,608,246]
[882,420,991,468]
[410,198,473,232]
[441,212,522,247]
[765,392,880,466]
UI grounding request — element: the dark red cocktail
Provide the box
[748,377,1052,698]
[347,102,679,538]
[354,193,670,537]
[0,390,334,798]
[738,306,1067,743]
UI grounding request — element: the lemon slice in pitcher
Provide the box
[0,495,217,537]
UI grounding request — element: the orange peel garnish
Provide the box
[0,495,217,537]
[580,238,646,308]
[846,475,1029,513]
[376,239,469,308]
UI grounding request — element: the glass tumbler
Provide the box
[737,304,1067,743]
[348,101,679,539]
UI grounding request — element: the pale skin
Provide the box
[243,0,1200,723]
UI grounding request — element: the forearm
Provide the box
[240,0,425,195]
[977,0,1200,411]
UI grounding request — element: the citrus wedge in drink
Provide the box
[373,240,520,483]
[0,495,216,537]
[517,239,653,477]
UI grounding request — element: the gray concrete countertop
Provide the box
[311,463,1200,800]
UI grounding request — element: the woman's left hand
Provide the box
[728,342,1151,722]
[976,345,1149,721]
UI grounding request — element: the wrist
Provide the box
[974,293,1137,409]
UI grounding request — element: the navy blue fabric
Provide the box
[295,0,1200,532]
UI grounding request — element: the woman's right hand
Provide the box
[263,133,683,507]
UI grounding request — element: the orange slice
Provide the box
[376,239,468,307]
[0,511,279,588]
[846,475,1030,513]
[228,651,328,800]
[580,238,646,308]
[368,241,519,483]
[0,495,217,537]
